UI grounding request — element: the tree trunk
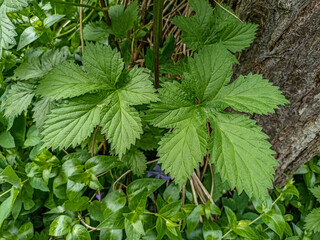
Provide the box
[224,0,320,187]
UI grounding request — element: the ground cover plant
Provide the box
[0,0,319,239]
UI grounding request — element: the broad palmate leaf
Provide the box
[39,43,157,154]
[210,113,278,199]
[148,45,287,198]
[173,0,257,52]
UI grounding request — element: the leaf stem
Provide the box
[50,0,108,11]
[153,0,164,89]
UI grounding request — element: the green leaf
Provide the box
[214,5,258,53]
[4,82,35,118]
[17,222,34,240]
[41,94,102,150]
[36,61,111,100]
[14,47,70,80]
[172,0,214,50]
[159,200,183,218]
[311,185,320,202]
[0,187,19,228]
[183,44,236,102]
[107,1,139,38]
[121,148,146,176]
[32,97,52,129]
[82,42,123,86]
[44,15,65,28]
[124,212,145,236]
[305,208,320,233]
[0,11,16,57]
[49,215,72,237]
[17,27,41,51]
[0,131,15,148]
[66,224,91,240]
[225,206,237,229]
[64,196,89,212]
[156,217,166,240]
[187,205,204,233]
[1,0,28,12]
[127,178,165,212]
[84,21,109,41]
[147,82,195,128]
[173,0,257,52]
[103,191,127,214]
[203,219,222,240]
[212,73,289,114]
[85,155,119,175]
[100,94,142,157]
[163,184,180,203]
[234,221,260,240]
[158,115,207,186]
[262,209,286,237]
[1,165,21,189]
[100,229,123,240]
[210,113,278,199]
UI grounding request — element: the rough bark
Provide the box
[224,0,320,187]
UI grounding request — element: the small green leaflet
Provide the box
[14,47,70,80]
[121,148,146,176]
[148,44,288,198]
[4,82,35,118]
[173,0,257,52]
[38,43,157,155]
[107,0,139,39]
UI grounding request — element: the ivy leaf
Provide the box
[107,1,139,39]
[261,209,286,238]
[41,94,102,150]
[212,73,289,114]
[66,225,90,240]
[14,47,70,80]
[17,26,41,51]
[49,215,72,237]
[0,131,15,148]
[121,148,146,176]
[0,187,19,228]
[1,165,21,189]
[210,113,278,199]
[158,114,207,186]
[4,82,35,118]
[36,61,111,100]
[173,0,257,52]
[305,208,320,233]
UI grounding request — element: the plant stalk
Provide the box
[50,0,108,11]
[153,0,164,89]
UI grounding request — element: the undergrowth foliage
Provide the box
[2,0,318,239]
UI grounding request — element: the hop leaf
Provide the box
[173,0,257,52]
[39,43,157,154]
[148,44,288,198]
